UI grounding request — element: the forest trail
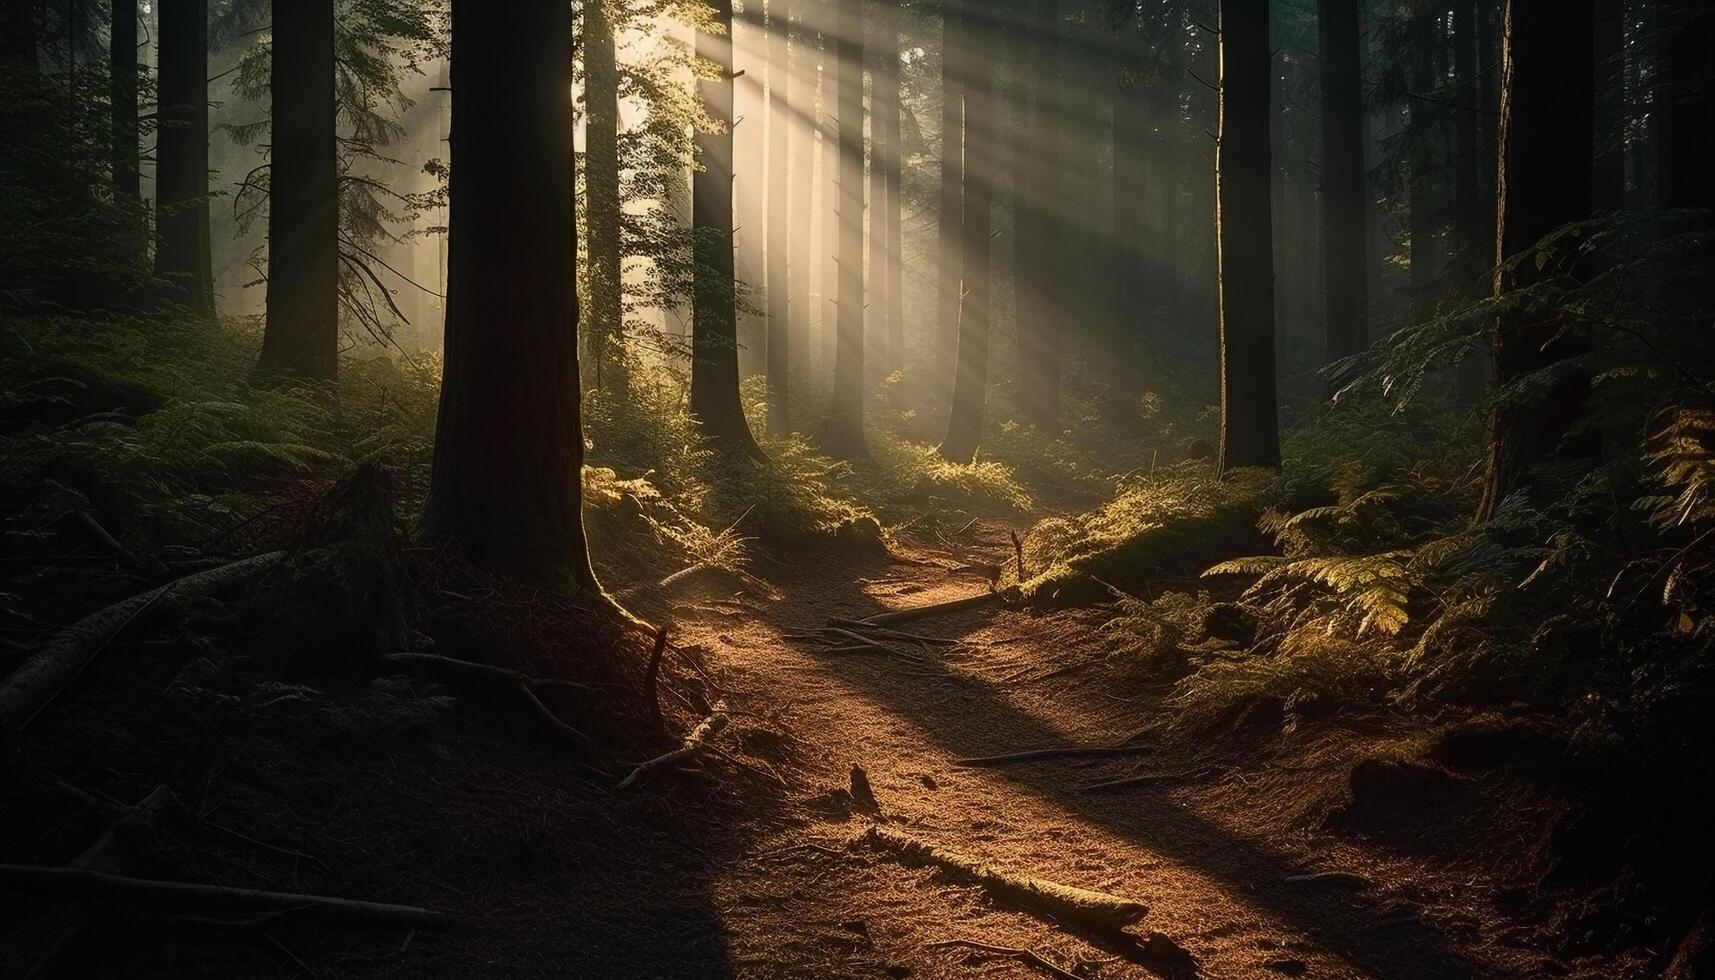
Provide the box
[667,521,1534,980]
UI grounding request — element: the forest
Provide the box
[0,0,1711,976]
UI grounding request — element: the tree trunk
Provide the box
[1475,0,1595,523]
[1451,0,1491,399]
[1407,1,1442,305]
[1591,0,1625,213]
[154,0,213,315]
[109,0,138,225]
[583,0,625,390]
[691,0,764,459]
[3,0,34,66]
[868,3,901,372]
[935,1,964,385]
[1016,0,1061,429]
[1319,0,1367,363]
[786,0,814,406]
[826,0,866,457]
[938,3,991,464]
[1216,0,1280,473]
[419,0,600,590]
[865,6,889,371]
[255,0,338,382]
[1659,0,1714,211]
[765,0,791,432]
[881,21,903,376]
[820,13,838,380]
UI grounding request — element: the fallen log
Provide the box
[955,744,1156,768]
[0,865,452,930]
[862,824,1147,931]
[618,700,729,789]
[857,591,998,627]
[0,551,285,734]
[925,938,1080,980]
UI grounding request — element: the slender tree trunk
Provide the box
[825,0,865,457]
[1407,1,1442,304]
[939,3,991,463]
[1216,0,1280,473]
[256,0,338,381]
[1591,0,1625,213]
[1475,0,1596,522]
[1659,0,1714,211]
[583,0,624,390]
[764,0,791,432]
[935,1,964,385]
[154,0,212,315]
[786,0,813,403]
[881,21,903,374]
[110,0,138,224]
[691,0,764,459]
[420,0,600,591]
[1319,0,1367,363]
[1451,0,1490,399]
[865,5,890,371]
[820,14,838,381]
[1016,0,1060,428]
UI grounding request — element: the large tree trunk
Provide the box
[690,0,764,459]
[1451,0,1491,399]
[1319,0,1367,363]
[583,0,624,390]
[935,1,964,386]
[1475,0,1596,523]
[109,0,139,223]
[825,0,866,457]
[1659,0,1714,211]
[419,0,600,590]
[154,0,213,315]
[867,4,901,372]
[938,3,991,464]
[1215,0,1280,473]
[255,0,338,382]
[1016,0,1061,429]
[764,0,791,432]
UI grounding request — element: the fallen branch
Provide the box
[0,865,452,930]
[618,700,729,789]
[925,938,1080,980]
[1081,766,1223,794]
[658,562,711,589]
[955,744,1156,768]
[0,551,284,734]
[68,511,170,578]
[857,591,998,627]
[825,620,962,646]
[862,824,1147,931]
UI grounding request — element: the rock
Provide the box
[850,764,879,813]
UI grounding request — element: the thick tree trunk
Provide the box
[868,4,901,372]
[765,0,791,432]
[154,0,213,315]
[1319,0,1367,363]
[1215,0,1280,473]
[419,0,599,590]
[935,2,964,385]
[865,7,889,371]
[1451,0,1491,399]
[1659,0,1714,211]
[1475,0,1596,523]
[109,0,138,222]
[938,4,991,464]
[691,0,764,459]
[1017,0,1061,429]
[256,0,338,382]
[826,0,866,457]
[583,0,624,390]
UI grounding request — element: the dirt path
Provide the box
[664,522,1546,980]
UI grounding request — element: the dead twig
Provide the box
[618,700,730,789]
[856,591,998,627]
[955,743,1156,768]
[1010,529,1027,580]
[925,938,1081,980]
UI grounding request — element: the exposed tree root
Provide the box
[925,938,1081,980]
[618,700,730,789]
[0,551,285,734]
[955,743,1156,768]
[861,824,1148,931]
[0,865,452,930]
[855,591,998,627]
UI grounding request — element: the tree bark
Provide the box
[1017,0,1061,429]
[881,19,903,376]
[583,0,625,390]
[1451,0,1491,400]
[1319,0,1367,363]
[1215,0,1280,473]
[1475,0,1595,523]
[826,0,866,457]
[256,0,338,382]
[866,4,899,372]
[935,1,964,385]
[419,0,601,589]
[154,0,213,315]
[691,0,764,459]
[786,0,813,406]
[938,2,991,464]
[765,0,791,431]
[109,0,139,222]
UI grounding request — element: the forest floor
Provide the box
[1,515,1653,979]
